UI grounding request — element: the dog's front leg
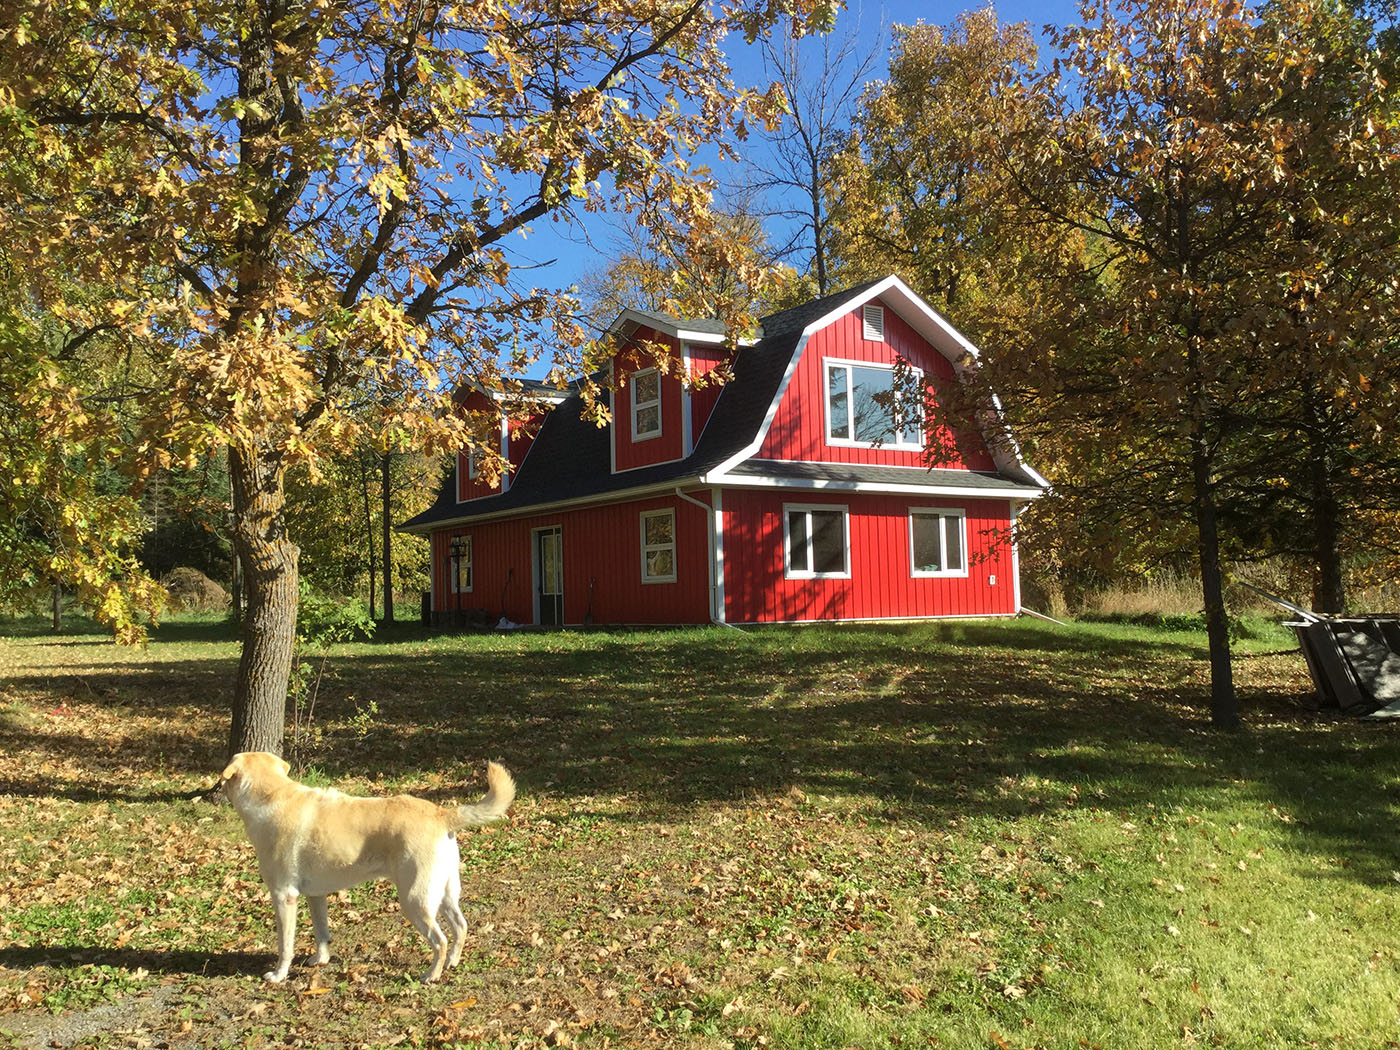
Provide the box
[265,889,299,983]
[307,895,331,965]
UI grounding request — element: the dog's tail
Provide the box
[449,761,516,829]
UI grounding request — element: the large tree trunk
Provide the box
[1191,432,1239,729]
[227,444,299,757]
[381,451,395,624]
[224,0,304,758]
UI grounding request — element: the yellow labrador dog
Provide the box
[220,752,515,983]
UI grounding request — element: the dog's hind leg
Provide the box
[307,895,331,966]
[400,894,450,983]
[400,841,455,983]
[442,860,468,969]
[265,888,299,983]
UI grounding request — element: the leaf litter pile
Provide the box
[2,618,1400,1049]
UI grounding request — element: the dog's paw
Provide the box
[263,971,288,983]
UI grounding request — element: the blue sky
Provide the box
[508,0,1083,311]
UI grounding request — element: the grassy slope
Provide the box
[0,615,1397,1049]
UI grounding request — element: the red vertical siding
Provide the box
[613,330,687,472]
[719,489,1016,624]
[686,343,729,446]
[507,410,546,474]
[756,298,996,470]
[455,391,506,502]
[431,492,713,625]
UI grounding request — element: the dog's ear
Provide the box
[220,754,244,784]
[276,755,291,777]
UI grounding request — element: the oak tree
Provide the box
[1,0,832,755]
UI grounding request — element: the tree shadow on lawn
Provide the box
[4,623,1397,886]
[3,615,238,645]
[0,945,263,978]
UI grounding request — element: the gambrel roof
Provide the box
[401,277,1045,533]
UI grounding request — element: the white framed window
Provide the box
[640,509,677,584]
[449,534,473,593]
[784,504,850,579]
[862,303,885,341]
[909,509,967,577]
[825,358,923,449]
[631,367,661,441]
[466,451,479,480]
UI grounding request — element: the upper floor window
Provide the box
[825,359,922,449]
[631,368,661,441]
[909,509,966,577]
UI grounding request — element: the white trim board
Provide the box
[407,472,1039,535]
[700,471,1044,501]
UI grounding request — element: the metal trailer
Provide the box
[1242,583,1400,719]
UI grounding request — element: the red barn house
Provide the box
[402,277,1047,627]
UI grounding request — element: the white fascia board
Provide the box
[709,276,916,478]
[681,343,693,456]
[607,308,728,346]
[492,388,569,405]
[397,475,706,534]
[699,471,1045,501]
[676,328,727,346]
[499,413,511,492]
[454,378,569,405]
[979,393,1051,490]
[708,328,815,477]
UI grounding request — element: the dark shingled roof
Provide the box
[624,308,730,337]
[402,279,1025,531]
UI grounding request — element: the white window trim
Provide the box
[863,303,885,341]
[631,367,662,442]
[448,534,474,593]
[823,356,924,451]
[639,508,678,584]
[909,508,968,578]
[783,503,851,580]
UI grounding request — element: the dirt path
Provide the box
[1,984,185,1049]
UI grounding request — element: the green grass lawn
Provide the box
[0,614,1397,1049]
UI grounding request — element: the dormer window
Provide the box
[825,358,922,449]
[631,367,661,441]
[862,304,885,341]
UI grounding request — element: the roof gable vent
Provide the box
[862,304,885,341]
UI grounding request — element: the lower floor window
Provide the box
[449,534,473,592]
[785,504,849,578]
[640,509,677,583]
[910,509,966,576]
